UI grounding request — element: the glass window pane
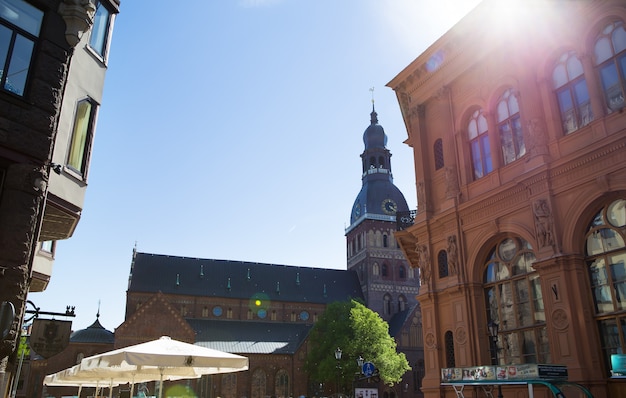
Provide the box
[515,280,532,327]
[478,112,488,133]
[481,135,493,173]
[499,282,515,330]
[608,199,626,227]
[612,23,626,54]
[522,330,537,363]
[4,33,32,95]
[497,101,508,122]
[589,258,615,313]
[530,276,545,322]
[89,3,110,56]
[567,54,584,79]
[471,139,483,179]
[0,0,43,36]
[0,24,10,80]
[600,63,625,111]
[503,332,520,364]
[610,254,626,310]
[513,116,525,158]
[468,118,477,139]
[553,64,567,88]
[595,37,613,64]
[500,123,515,164]
[508,94,519,115]
[67,100,92,173]
[485,287,498,322]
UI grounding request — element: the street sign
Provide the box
[362,362,376,377]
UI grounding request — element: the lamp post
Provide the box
[488,321,503,398]
[335,347,342,397]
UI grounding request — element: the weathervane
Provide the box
[370,86,375,105]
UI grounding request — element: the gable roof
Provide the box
[129,252,365,304]
[187,318,312,355]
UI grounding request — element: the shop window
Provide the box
[0,0,43,96]
[467,108,492,180]
[483,237,548,364]
[594,20,626,113]
[497,89,525,164]
[553,51,592,134]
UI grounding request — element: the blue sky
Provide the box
[31,0,481,332]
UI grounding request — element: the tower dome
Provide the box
[348,105,409,227]
[70,314,114,344]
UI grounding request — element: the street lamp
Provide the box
[335,348,342,397]
[488,321,503,398]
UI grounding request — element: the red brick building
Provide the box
[388,0,626,397]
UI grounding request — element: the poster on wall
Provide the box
[355,387,378,398]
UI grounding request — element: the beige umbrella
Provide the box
[78,336,248,398]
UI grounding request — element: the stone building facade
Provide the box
[0,0,119,395]
[387,0,626,397]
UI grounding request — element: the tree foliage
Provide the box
[304,300,410,389]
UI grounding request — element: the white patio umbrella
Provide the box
[77,336,249,398]
[44,363,122,398]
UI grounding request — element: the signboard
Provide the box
[355,387,378,398]
[30,319,71,359]
[442,364,567,382]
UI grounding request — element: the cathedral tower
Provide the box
[345,104,420,322]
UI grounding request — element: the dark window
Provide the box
[0,0,43,96]
[438,250,448,278]
[382,263,388,277]
[434,139,444,170]
[553,51,593,134]
[594,21,626,113]
[383,234,388,247]
[445,331,456,367]
[399,265,406,279]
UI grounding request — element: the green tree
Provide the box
[305,300,410,391]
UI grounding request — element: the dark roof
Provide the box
[387,305,416,338]
[70,318,114,344]
[188,318,312,355]
[128,252,365,304]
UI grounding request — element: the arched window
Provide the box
[378,156,385,168]
[468,109,493,180]
[382,263,388,277]
[445,331,456,368]
[399,265,406,279]
[383,234,388,248]
[594,20,626,112]
[370,156,376,168]
[484,237,548,364]
[398,295,407,312]
[275,369,289,398]
[586,198,626,370]
[251,369,267,398]
[553,51,592,134]
[434,138,444,170]
[221,373,237,398]
[383,294,392,315]
[497,89,525,164]
[438,250,449,278]
[373,263,380,276]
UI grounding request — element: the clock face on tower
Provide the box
[354,203,361,218]
[382,198,398,215]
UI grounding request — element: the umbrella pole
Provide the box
[159,372,164,398]
[130,378,135,398]
[78,385,82,397]
[109,379,113,398]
